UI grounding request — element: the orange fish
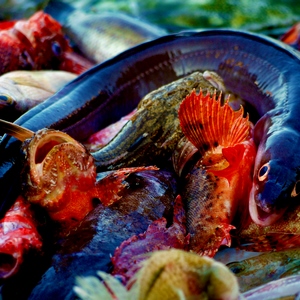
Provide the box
[0,11,93,75]
[177,89,256,257]
[0,195,42,279]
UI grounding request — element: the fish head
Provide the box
[22,128,97,228]
[250,126,300,226]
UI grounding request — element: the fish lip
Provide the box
[249,187,286,226]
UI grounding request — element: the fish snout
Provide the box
[249,183,287,226]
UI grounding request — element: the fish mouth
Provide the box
[249,188,286,226]
[0,252,20,279]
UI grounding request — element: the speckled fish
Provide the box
[0,70,77,118]
[227,248,300,292]
[177,89,256,257]
[0,195,42,279]
[44,0,167,64]
[234,198,300,252]
[92,72,218,171]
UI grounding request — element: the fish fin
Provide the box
[210,143,246,178]
[178,89,250,155]
[0,119,34,141]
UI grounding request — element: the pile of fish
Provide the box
[1,0,300,299]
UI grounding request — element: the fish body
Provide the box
[0,11,93,76]
[227,248,300,293]
[44,0,167,64]
[178,90,256,256]
[0,29,300,221]
[92,72,217,170]
[0,70,77,117]
[0,195,42,279]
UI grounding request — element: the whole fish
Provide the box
[177,90,256,256]
[0,29,300,223]
[91,72,217,171]
[227,248,300,292]
[0,70,77,118]
[0,195,42,279]
[44,0,167,64]
[0,11,93,75]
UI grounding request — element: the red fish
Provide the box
[0,195,42,279]
[177,90,256,257]
[0,11,93,75]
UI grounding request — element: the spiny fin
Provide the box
[0,119,34,142]
[178,89,250,154]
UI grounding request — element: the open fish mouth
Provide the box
[249,187,287,226]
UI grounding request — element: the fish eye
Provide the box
[0,94,14,106]
[227,262,245,274]
[51,41,62,56]
[291,180,300,197]
[258,163,270,181]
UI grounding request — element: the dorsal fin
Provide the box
[178,89,250,154]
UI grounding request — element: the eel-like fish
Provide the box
[1,29,300,225]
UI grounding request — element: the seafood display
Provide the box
[0,2,300,299]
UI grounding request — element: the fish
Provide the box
[0,195,42,279]
[280,22,300,51]
[44,0,167,64]
[177,89,256,257]
[27,168,177,300]
[227,248,300,292]
[242,274,300,300]
[91,71,218,171]
[234,199,300,252]
[0,11,93,76]
[111,195,189,285]
[0,29,300,222]
[0,70,77,118]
